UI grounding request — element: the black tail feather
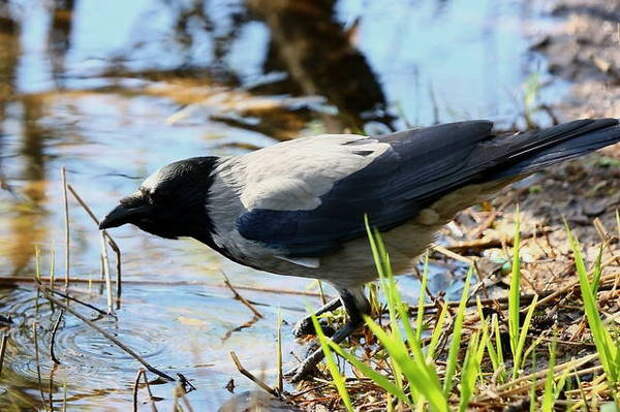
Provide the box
[485,118,620,180]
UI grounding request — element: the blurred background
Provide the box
[0,0,571,409]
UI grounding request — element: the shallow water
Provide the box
[0,0,564,410]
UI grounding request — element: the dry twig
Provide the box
[221,272,263,318]
[229,351,279,397]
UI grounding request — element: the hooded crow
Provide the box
[100,118,620,380]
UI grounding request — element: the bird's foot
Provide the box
[287,320,361,382]
[292,298,342,338]
[292,317,335,338]
[285,345,325,383]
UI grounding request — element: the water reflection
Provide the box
[248,0,393,132]
[8,95,48,276]
[0,0,562,409]
[49,0,76,86]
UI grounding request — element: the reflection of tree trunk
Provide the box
[49,0,76,86]
[248,0,393,132]
[0,1,19,116]
[0,2,19,193]
[8,96,48,275]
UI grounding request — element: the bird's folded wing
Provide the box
[235,121,495,257]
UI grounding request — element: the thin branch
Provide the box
[221,272,263,318]
[229,351,279,397]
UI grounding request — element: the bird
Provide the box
[100,118,620,381]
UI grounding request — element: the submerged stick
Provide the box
[61,167,70,289]
[229,351,279,397]
[67,184,122,306]
[41,291,175,382]
[221,272,263,318]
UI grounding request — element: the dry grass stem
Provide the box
[67,183,122,305]
[100,232,113,314]
[61,167,70,289]
[221,271,263,318]
[229,351,279,397]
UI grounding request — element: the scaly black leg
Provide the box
[287,287,369,382]
[292,298,342,337]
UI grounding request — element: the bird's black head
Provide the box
[99,157,219,241]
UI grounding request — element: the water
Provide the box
[0,0,565,409]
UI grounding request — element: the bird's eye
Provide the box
[150,188,171,203]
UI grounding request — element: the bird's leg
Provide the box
[287,287,369,382]
[292,298,342,337]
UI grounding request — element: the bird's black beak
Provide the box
[99,203,151,230]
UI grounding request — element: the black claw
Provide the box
[292,317,335,338]
[303,342,320,358]
[292,318,314,338]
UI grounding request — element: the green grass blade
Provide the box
[326,339,412,407]
[509,210,522,364]
[513,295,539,378]
[477,299,501,378]
[365,217,409,391]
[427,304,449,362]
[492,314,505,365]
[458,331,486,412]
[592,243,604,295]
[415,255,429,341]
[365,215,386,278]
[542,339,557,412]
[443,266,473,395]
[366,317,448,412]
[310,313,353,411]
[567,225,618,389]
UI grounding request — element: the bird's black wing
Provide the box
[236,119,620,257]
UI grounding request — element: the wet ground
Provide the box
[0,0,606,410]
